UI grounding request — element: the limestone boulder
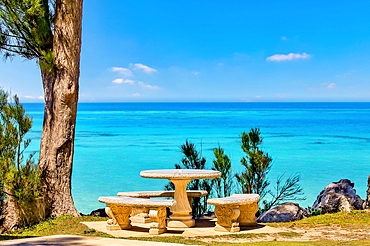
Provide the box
[89,208,107,217]
[312,179,364,213]
[257,202,308,223]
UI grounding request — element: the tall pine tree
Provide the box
[0,0,83,220]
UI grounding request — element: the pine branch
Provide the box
[2,1,42,58]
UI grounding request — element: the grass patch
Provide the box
[267,210,370,230]
[199,233,269,240]
[211,241,370,246]
[277,231,302,237]
[1,215,109,240]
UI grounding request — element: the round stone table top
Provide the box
[140,169,221,180]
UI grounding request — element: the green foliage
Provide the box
[212,146,233,197]
[235,128,272,200]
[306,206,322,217]
[261,173,306,213]
[0,89,41,226]
[165,140,212,218]
[235,128,305,213]
[0,0,54,69]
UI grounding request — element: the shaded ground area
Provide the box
[0,235,188,246]
[82,218,284,238]
[82,212,370,244]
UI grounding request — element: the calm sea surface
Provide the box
[24,102,370,214]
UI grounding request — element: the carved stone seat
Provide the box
[207,194,260,232]
[117,190,208,224]
[98,196,175,235]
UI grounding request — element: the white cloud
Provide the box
[281,36,287,41]
[124,79,135,84]
[132,63,157,73]
[266,52,311,62]
[138,81,159,90]
[112,78,123,84]
[326,83,337,89]
[112,78,135,84]
[24,95,43,100]
[133,93,140,97]
[192,71,200,76]
[111,67,133,77]
[336,70,357,78]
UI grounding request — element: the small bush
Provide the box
[0,90,42,229]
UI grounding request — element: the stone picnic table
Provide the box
[140,169,221,228]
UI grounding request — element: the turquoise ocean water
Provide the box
[24,102,370,214]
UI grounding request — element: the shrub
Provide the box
[212,146,233,198]
[235,128,305,214]
[165,140,212,218]
[0,90,42,229]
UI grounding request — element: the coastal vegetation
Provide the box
[167,128,305,217]
[235,128,305,213]
[212,146,233,198]
[0,90,42,231]
[0,0,83,224]
[165,140,212,217]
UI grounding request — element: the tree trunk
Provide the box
[38,0,83,217]
[1,190,20,232]
[1,191,46,232]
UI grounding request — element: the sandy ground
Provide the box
[82,218,370,244]
[1,218,370,245]
[82,218,284,238]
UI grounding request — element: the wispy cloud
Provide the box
[336,70,357,78]
[325,83,337,89]
[266,52,311,62]
[138,81,159,90]
[281,36,287,41]
[112,78,135,84]
[132,63,157,73]
[309,83,338,91]
[111,67,133,76]
[23,95,43,100]
[133,93,140,97]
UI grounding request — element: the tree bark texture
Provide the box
[1,191,46,232]
[38,0,83,217]
[1,189,19,232]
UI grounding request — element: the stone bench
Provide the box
[207,194,260,232]
[117,190,208,223]
[98,196,175,235]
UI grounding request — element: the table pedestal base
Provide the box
[168,215,195,228]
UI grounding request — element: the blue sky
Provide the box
[1,1,370,102]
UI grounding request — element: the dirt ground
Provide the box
[197,224,370,244]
